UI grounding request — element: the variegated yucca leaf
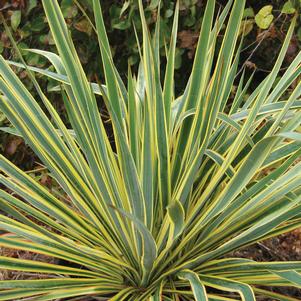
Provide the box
[0,0,300,300]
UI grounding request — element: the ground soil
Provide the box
[231,229,301,299]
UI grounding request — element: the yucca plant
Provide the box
[0,0,301,300]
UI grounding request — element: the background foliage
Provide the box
[0,0,300,166]
[0,0,300,80]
